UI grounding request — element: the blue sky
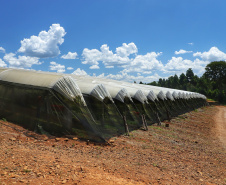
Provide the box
[0,0,226,82]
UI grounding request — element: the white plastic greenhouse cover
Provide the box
[0,68,86,105]
[70,76,132,103]
[166,91,174,101]
[127,83,172,101]
[125,84,159,102]
[70,75,113,102]
[0,67,206,102]
[119,83,148,104]
[140,84,177,100]
[90,77,148,104]
[91,81,133,103]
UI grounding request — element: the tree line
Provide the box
[144,61,226,104]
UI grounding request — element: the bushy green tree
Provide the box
[147,61,226,103]
[204,61,226,90]
[186,68,194,82]
[179,73,187,90]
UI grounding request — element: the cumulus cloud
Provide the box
[81,42,164,73]
[67,67,73,70]
[0,47,5,53]
[72,68,88,76]
[175,49,192,55]
[193,47,226,62]
[115,42,137,57]
[82,48,102,65]
[123,52,164,73]
[90,65,99,69]
[106,66,114,68]
[100,44,131,67]
[49,61,65,73]
[81,44,226,78]
[3,53,41,68]
[18,24,66,58]
[61,52,78,59]
[164,56,208,75]
[96,71,161,83]
[82,43,136,68]
[0,58,7,67]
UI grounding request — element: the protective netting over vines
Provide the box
[0,67,207,142]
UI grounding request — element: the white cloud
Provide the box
[115,42,137,57]
[164,56,208,75]
[49,61,65,73]
[0,47,5,53]
[90,65,99,69]
[123,52,164,73]
[188,43,194,45]
[0,58,7,67]
[193,47,226,62]
[175,49,192,55]
[96,71,161,83]
[72,68,88,76]
[82,43,136,68]
[106,66,114,68]
[61,52,78,59]
[82,48,102,65]
[67,67,74,70]
[81,44,225,78]
[100,44,131,67]
[3,53,41,68]
[18,24,66,58]
[81,43,163,73]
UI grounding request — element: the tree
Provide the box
[172,74,180,89]
[192,75,199,86]
[204,61,226,89]
[179,73,187,90]
[145,61,226,103]
[158,78,163,86]
[186,68,194,82]
[162,79,166,87]
[148,81,157,86]
[168,76,174,88]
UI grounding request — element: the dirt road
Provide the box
[0,106,226,184]
[215,106,226,149]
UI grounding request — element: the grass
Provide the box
[152,163,159,167]
[23,169,31,173]
[150,126,165,131]
[141,145,150,149]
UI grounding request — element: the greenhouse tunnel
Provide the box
[76,77,144,132]
[103,79,160,126]
[70,75,127,139]
[0,67,207,142]
[0,68,107,142]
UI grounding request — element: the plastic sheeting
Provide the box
[70,75,113,102]
[0,67,208,142]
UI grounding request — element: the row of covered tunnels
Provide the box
[0,67,208,142]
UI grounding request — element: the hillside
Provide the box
[0,106,226,185]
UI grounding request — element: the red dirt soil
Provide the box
[0,106,226,185]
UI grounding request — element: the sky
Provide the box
[0,0,226,83]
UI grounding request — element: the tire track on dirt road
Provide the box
[215,106,226,149]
